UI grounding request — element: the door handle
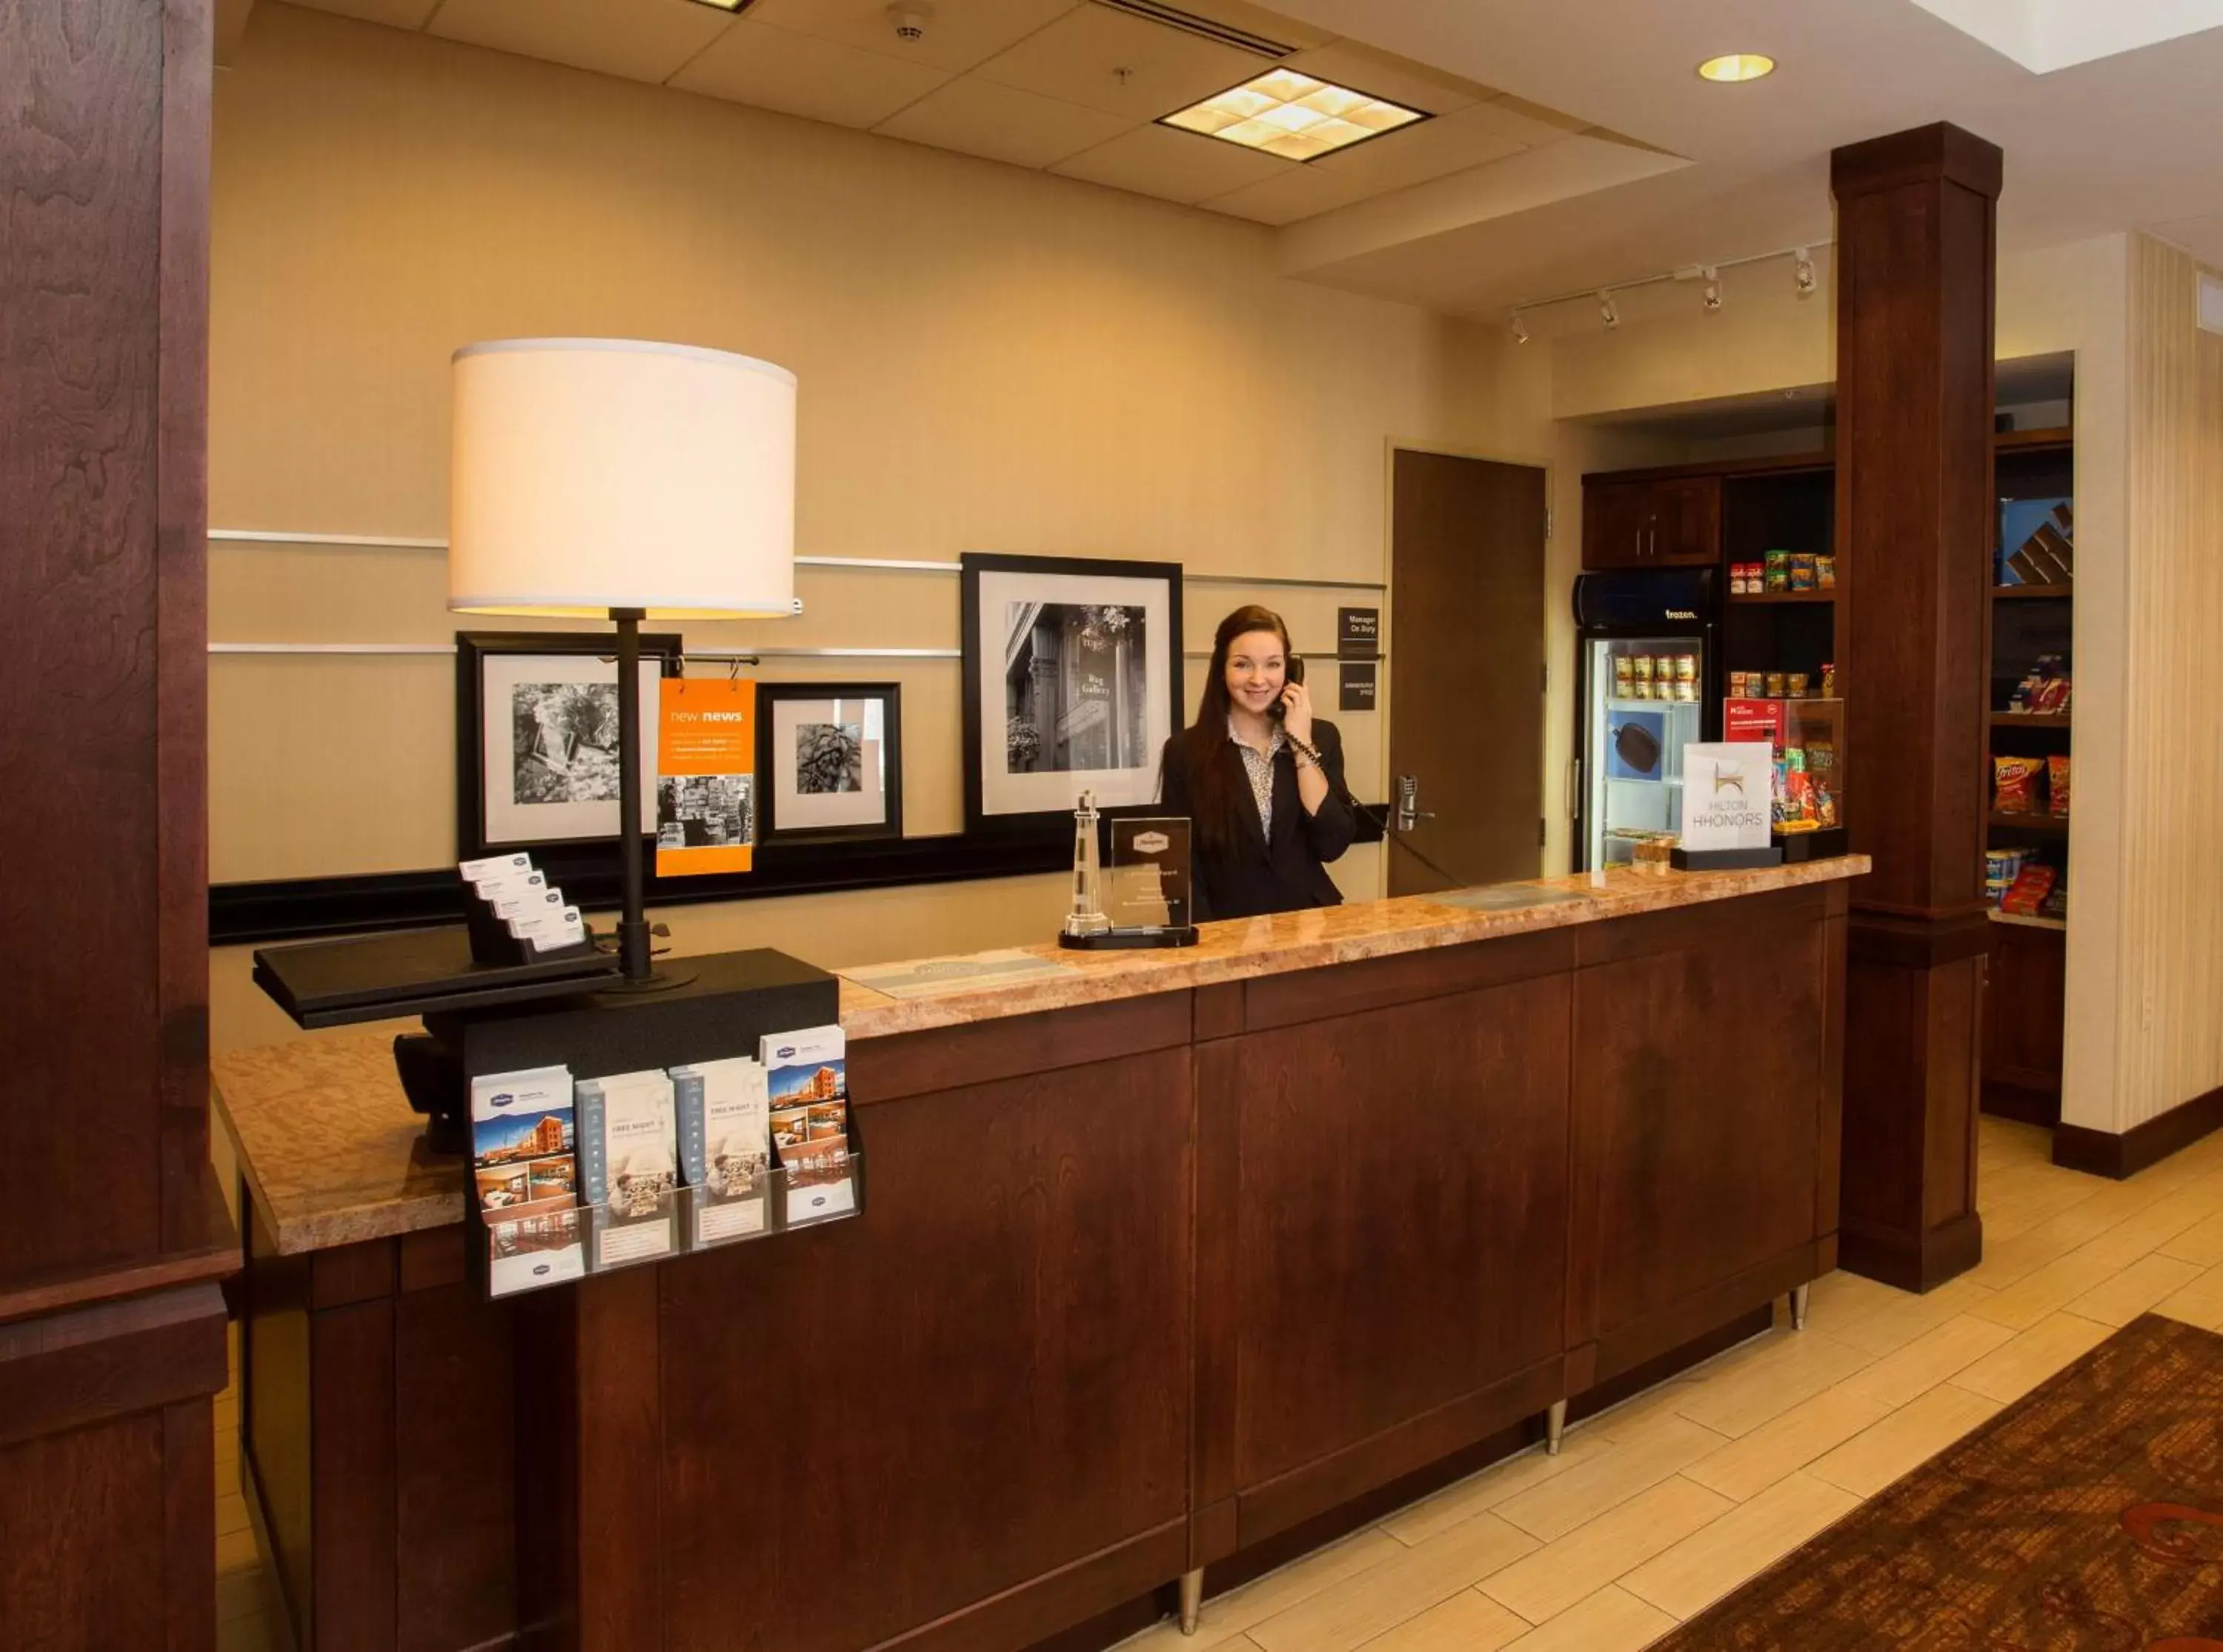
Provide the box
[1394,774,1436,833]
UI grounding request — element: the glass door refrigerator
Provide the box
[1572,568,1718,870]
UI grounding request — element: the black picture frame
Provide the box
[455,629,683,862]
[753,682,905,845]
[960,553,1185,836]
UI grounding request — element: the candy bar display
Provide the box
[2007,654,2072,716]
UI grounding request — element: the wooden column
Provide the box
[0,0,232,1645]
[1832,124,2001,1292]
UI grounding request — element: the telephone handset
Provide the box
[1268,653,1306,722]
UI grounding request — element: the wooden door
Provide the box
[1652,476,1724,564]
[1581,480,1653,569]
[1389,451,1549,894]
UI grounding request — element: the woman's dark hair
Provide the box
[1164,605,1292,857]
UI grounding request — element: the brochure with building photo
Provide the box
[469,1065,576,1218]
[762,1025,854,1224]
[486,1206,586,1296]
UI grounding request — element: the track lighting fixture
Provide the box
[1510,310,1529,344]
[1701,267,1722,312]
[1598,290,1618,331]
[1793,247,1817,297]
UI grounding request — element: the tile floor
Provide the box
[211,1118,2223,1652]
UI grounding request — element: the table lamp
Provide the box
[448,338,797,987]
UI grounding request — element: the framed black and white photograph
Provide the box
[456,630,681,858]
[960,553,1183,833]
[754,682,903,845]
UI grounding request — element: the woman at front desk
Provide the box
[1158,604,1357,921]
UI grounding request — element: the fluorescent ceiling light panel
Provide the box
[1907,0,2223,72]
[1162,70,1425,161]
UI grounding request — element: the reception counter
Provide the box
[219,857,1862,1652]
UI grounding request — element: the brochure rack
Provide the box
[481,1120,865,1299]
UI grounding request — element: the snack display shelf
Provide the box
[1989,910,2067,933]
[1990,711,2071,727]
[1987,811,2070,834]
[1728,591,1835,604]
[1992,584,2073,599]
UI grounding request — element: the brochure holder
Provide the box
[479,1117,865,1299]
[463,879,597,968]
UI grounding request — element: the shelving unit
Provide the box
[1982,427,2074,1127]
[1729,591,1836,606]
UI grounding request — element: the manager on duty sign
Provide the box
[1681,743,1772,851]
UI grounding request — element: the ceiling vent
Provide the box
[2200,271,2223,337]
[1091,0,1295,59]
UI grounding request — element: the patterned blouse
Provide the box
[1229,717,1288,839]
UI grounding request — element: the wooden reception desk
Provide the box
[219,857,1862,1652]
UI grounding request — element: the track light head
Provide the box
[1793,247,1818,297]
[1598,290,1619,331]
[1510,310,1529,344]
[1701,267,1722,312]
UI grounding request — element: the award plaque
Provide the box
[1057,802,1200,949]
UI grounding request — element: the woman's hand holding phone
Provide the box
[1276,676,1315,746]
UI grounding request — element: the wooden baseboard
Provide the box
[1981,1076,2062,1130]
[2053,1084,2223,1179]
[1837,1211,1984,1294]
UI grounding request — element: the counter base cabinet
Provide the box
[238,883,1850,1652]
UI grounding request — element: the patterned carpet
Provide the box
[1653,1315,2223,1650]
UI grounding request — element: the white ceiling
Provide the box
[248,0,2223,322]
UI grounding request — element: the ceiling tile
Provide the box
[285,0,444,27]
[1463,94,1595,146]
[1152,0,1333,51]
[1197,161,1379,226]
[1051,121,1292,204]
[744,0,1079,76]
[1277,40,1490,115]
[972,4,1266,120]
[1312,102,1527,191]
[874,76,1131,170]
[671,19,951,126]
[428,0,736,84]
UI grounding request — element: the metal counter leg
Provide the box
[1545,1399,1568,1457]
[1791,1282,1811,1331]
[1180,1568,1203,1635]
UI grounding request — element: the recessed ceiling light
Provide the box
[1160,70,1426,161]
[1697,53,1775,82]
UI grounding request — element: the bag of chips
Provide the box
[2048,754,2071,818]
[1994,754,2042,814]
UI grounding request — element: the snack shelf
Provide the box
[1729,591,1835,605]
[1992,584,2073,599]
[1987,811,2070,834]
[1989,712,2071,728]
[1989,910,2067,933]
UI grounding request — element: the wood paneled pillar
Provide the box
[0,0,232,1644]
[1831,124,2001,1292]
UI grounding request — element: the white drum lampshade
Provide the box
[448,338,797,617]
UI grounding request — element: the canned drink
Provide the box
[1787,672,1810,699]
[1821,663,1837,696]
[1764,672,1787,698]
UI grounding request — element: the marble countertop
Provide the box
[217,856,1867,1256]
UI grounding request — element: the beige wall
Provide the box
[2115,234,2223,1128]
[208,3,1550,1045]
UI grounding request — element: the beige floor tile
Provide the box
[2063,1252,2207,1326]
[216,1571,267,1625]
[1808,1383,2002,1499]
[216,1493,250,1538]
[1481,1476,1731,1625]
[1682,1384,1892,1503]
[1584,1379,1712,1448]
[1670,1331,1875,1439]
[217,1528,262,1576]
[1804,1268,1907,1322]
[1382,1435,1615,1548]
[2156,1262,2223,1333]
[1818,1273,1997,1357]
[1950,1311,2115,1404]
[1969,1244,2136,1331]
[1496,1586,1675,1652]
[216,1451,242,1497]
[1964,1186,2154,1290]
[2074,1172,2223,1270]
[1838,1314,2016,1409]
[1121,1531,1407,1651]
[217,1613,280,1652]
[1494,1417,1725,1542]
[1619,1472,1858,1619]
[1354,1588,1529,1652]
[2159,1211,2223,1268]
[1249,1514,1536,1652]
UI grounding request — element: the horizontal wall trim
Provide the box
[207,530,1386,591]
[211,642,1383,662]
[213,806,1391,945]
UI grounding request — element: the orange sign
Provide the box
[656,677,756,876]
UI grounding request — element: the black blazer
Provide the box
[1157,719,1357,922]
